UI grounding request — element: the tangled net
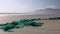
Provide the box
[0,17,60,32]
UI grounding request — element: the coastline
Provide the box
[0,14,60,34]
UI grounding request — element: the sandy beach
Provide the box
[0,14,60,34]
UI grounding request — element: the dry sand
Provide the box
[0,14,60,34]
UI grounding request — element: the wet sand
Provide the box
[0,14,60,34]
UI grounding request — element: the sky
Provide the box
[0,0,60,13]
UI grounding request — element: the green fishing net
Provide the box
[0,17,60,32]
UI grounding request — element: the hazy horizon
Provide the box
[0,0,60,13]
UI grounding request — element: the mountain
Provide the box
[33,8,60,14]
[36,8,60,11]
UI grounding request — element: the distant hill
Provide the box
[33,8,60,14]
[36,8,60,11]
